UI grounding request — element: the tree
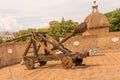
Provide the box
[105,8,120,32]
[13,28,48,42]
[48,19,78,40]
[13,19,78,42]
[13,29,29,42]
[48,19,78,41]
[37,28,48,32]
[0,37,4,44]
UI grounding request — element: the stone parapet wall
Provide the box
[0,42,27,68]
[83,27,109,36]
[1,31,120,68]
[97,32,120,50]
[63,35,97,52]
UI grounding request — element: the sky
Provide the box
[0,0,120,32]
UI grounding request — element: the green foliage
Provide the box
[13,19,78,42]
[48,19,78,40]
[37,28,48,32]
[13,28,48,42]
[105,8,120,32]
[0,37,4,44]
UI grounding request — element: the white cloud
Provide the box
[0,16,23,32]
[0,0,120,32]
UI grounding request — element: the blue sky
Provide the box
[0,0,120,32]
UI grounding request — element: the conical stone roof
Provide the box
[84,1,110,29]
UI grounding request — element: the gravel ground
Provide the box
[1,50,120,80]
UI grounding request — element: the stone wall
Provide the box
[63,35,97,52]
[97,32,120,50]
[0,42,27,68]
[0,41,48,68]
[1,31,120,68]
[83,27,109,36]
[64,31,120,52]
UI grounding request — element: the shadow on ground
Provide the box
[34,63,102,70]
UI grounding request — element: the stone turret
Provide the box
[83,0,110,35]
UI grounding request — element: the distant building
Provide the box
[0,32,14,41]
[49,21,59,26]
